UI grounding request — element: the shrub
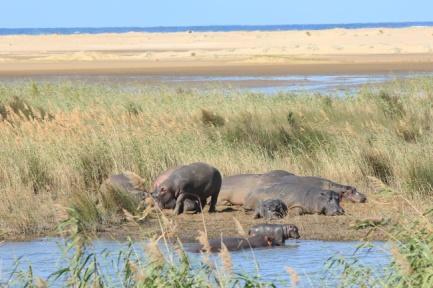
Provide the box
[376,91,406,119]
[201,109,225,127]
[124,101,143,116]
[361,148,394,185]
[79,142,114,192]
[0,96,53,122]
[20,152,52,194]
[406,158,433,196]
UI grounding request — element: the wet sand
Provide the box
[1,27,433,75]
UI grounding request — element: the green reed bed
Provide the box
[0,78,432,238]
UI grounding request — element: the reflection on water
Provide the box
[0,72,431,94]
[0,238,390,287]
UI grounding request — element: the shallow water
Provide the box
[1,72,431,95]
[0,238,390,287]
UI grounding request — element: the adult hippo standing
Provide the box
[152,167,200,212]
[244,181,345,216]
[152,162,222,215]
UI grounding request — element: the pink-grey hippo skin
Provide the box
[248,224,300,245]
[152,167,200,213]
[217,170,295,206]
[253,199,288,219]
[187,235,277,253]
[276,175,366,203]
[152,162,222,215]
[244,181,345,216]
[257,171,366,203]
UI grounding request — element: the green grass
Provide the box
[0,78,432,238]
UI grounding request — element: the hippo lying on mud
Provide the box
[249,224,300,245]
[100,172,148,202]
[281,176,367,203]
[253,199,288,219]
[244,182,345,216]
[188,235,276,253]
[218,170,294,206]
[219,170,366,208]
[152,162,222,215]
[153,167,200,212]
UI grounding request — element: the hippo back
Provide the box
[218,174,262,205]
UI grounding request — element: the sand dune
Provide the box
[1,27,433,75]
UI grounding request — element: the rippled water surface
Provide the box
[0,238,390,287]
[1,72,431,95]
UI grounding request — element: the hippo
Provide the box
[253,199,288,219]
[218,170,295,206]
[244,181,345,216]
[217,174,262,205]
[153,167,200,212]
[152,162,222,215]
[276,175,367,203]
[188,235,276,253]
[100,172,148,202]
[248,224,300,245]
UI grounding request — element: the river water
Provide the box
[1,72,432,95]
[0,238,390,287]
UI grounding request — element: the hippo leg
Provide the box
[174,194,186,215]
[208,191,219,213]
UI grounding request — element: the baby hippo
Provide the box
[188,235,276,253]
[253,199,288,219]
[248,224,300,246]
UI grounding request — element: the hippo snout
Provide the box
[358,194,367,203]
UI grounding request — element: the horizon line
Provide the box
[2,20,433,30]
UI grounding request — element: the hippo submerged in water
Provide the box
[188,234,277,253]
[244,181,345,216]
[248,224,300,245]
[152,162,222,215]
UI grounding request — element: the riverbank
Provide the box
[1,27,433,76]
[0,78,432,242]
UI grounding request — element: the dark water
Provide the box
[1,22,433,35]
[0,238,390,287]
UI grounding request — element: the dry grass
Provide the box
[0,78,432,240]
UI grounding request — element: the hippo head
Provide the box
[342,186,367,203]
[282,224,300,239]
[152,184,176,209]
[315,190,345,216]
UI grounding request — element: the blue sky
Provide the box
[1,0,433,28]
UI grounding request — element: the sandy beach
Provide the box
[1,27,433,75]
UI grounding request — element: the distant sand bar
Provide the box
[1,27,433,75]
